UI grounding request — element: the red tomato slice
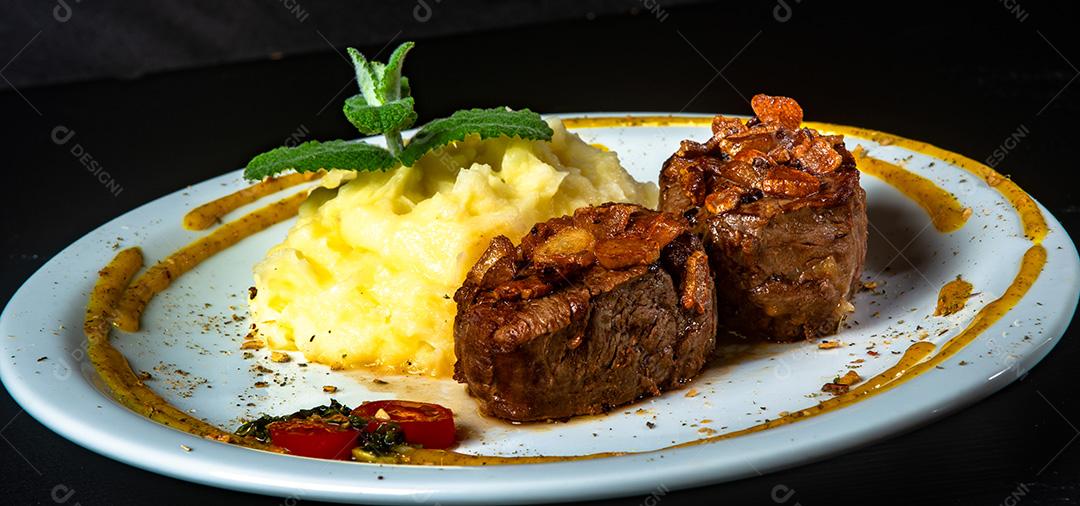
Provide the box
[267,419,359,460]
[353,400,456,449]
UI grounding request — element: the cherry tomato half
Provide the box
[267,419,359,460]
[352,400,456,449]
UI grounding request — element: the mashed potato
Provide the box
[249,119,657,376]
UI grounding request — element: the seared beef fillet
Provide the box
[660,95,867,341]
[453,203,716,421]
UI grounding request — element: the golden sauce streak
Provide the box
[114,191,308,332]
[86,248,275,448]
[805,122,1049,243]
[935,275,974,316]
[853,147,970,233]
[928,245,1045,362]
[677,341,938,444]
[86,116,1050,466]
[183,172,318,231]
[392,448,623,466]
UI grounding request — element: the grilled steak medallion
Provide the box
[453,203,716,421]
[660,95,867,341]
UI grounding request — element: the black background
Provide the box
[2,1,1079,505]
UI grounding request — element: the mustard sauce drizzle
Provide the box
[853,148,970,233]
[86,247,276,448]
[183,172,318,231]
[114,191,308,332]
[935,276,975,317]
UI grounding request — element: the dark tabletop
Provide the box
[2,2,1079,505]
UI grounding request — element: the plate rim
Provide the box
[2,112,1078,505]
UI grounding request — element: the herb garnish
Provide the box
[235,399,406,456]
[242,42,553,180]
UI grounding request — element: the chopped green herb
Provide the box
[235,399,406,457]
[357,421,406,456]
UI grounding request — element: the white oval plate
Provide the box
[2,114,1078,505]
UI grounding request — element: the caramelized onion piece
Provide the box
[724,125,779,141]
[750,94,803,130]
[716,159,762,188]
[575,204,635,240]
[719,130,776,157]
[641,213,688,250]
[594,238,661,270]
[793,137,842,174]
[672,160,708,207]
[493,276,553,301]
[676,139,712,158]
[467,236,517,286]
[704,187,743,214]
[766,144,793,164]
[479,255,518,289]
[732,148,768,163]
[681,250,711,314]
[531,227,596,267]
[519,216,574,258]
[711,115,748,138]
[758,166,821,197]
